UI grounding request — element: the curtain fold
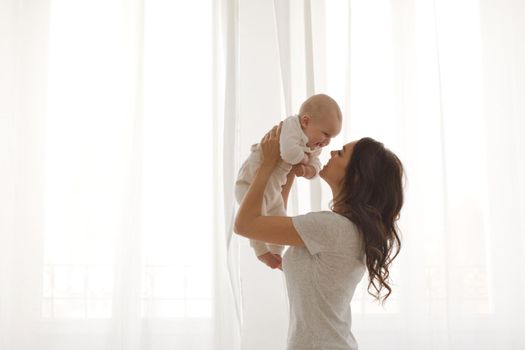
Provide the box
[1,0,240,349]
[0,1,51,348]
[212,0,243,347]
[219,0,243,346]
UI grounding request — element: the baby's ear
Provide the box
[299,114,310,127]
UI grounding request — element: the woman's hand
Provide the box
[260,122,283,169]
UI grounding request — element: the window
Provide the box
[43,0,213,320]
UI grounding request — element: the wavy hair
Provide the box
[332,137,404,304]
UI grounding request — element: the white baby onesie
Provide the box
[234,115,322,257]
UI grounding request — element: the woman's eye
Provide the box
[337,150,342,156]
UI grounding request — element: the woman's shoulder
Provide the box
[303,210,352,221]
[298,210,358,231]
[293,211,362,254]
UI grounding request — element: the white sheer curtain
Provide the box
[2,0,525,350]
[226,0,525,349]
[0,0,239,349]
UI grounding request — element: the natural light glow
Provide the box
[43,0,212,319]
[141,0,213,318]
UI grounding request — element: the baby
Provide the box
[234,94,342,268]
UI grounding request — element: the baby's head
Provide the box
[298,94,342,149]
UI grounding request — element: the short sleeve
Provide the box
[292,212,339,255]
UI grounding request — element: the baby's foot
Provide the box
[257,252,282,269]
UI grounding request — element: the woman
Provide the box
[234,123,404,350]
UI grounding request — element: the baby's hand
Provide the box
[257,252,282,270]
[293,164,316,179]
[300,153,310,165]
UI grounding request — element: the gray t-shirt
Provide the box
[282,211,366,350]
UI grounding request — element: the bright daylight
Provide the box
[1,0,524,349]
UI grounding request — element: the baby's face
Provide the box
[302,114,341,149]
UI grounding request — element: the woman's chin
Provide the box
[319,167,326,179]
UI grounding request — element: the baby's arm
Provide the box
[294,164,316,178]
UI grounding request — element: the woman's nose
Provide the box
[330,150,336,157]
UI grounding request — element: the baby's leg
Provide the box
[235,181,271,257]
[234,180,248,205]
[265,200,286,256]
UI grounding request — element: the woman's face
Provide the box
[319,141,356,189]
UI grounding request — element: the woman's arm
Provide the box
[234,124,304,247]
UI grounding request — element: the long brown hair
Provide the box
[333,137,404,304]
